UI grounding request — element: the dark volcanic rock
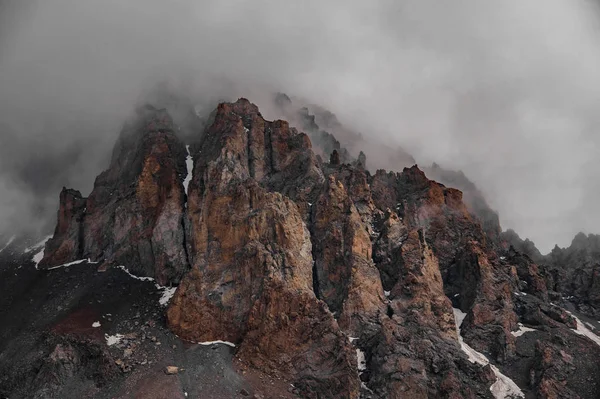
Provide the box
[544,233,600,318]
[40,106,189,285]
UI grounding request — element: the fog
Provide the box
[1,0,600,252]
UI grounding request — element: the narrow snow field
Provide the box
[0,235,15,254]
[183,145,193,197]
[47,258,97,270]
[196,340,236,347]
[116,265,177,307]
[347,336,373,393]
[23,235,52,253]
[511,323,537,337]
[566,311,600,347]
[453,308,524,399]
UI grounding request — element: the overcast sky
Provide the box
[1,0,600,252]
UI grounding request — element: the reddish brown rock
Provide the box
[455,242,518,363]
[387,229,457,340]
[168,99,360,397]
[39,188,86,267]
[312,175,386,336]
[40,105,189,285]
[370,165,518,363]
[367,317,495,399]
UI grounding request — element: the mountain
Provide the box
[1,98,599,399]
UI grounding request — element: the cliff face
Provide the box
[34,98,600,399]
[40,105,190,285]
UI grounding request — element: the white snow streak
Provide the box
[47,258,97,270]
[116,265,154,281]
[183,145,193,197]
[116,265,177,307]
[453,308,524,399]
[511,323,537,337]
[0,235,15,254]
[348,336,371,392]
[197,340,236,347]
[92,321,101,328]
[24,235,52,253]
[566,311,600,347]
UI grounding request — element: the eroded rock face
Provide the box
[312,175,386,337]
[168,99,510,398]
[367,317,495,399]
[40,105,189,285]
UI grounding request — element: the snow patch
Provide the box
[24,235,52,253]
[356,348,367,371]
[453,308,524,399]
[105,333,124,346]
[566,311,600,347]
[197,340,236,347]
[159,287,177,306]
[0,235,15,254]
[92,321,101,328]
[33,248,45,269]
[47,258,97,270]
[511,323,537,337]
[384,291,390,298]
[183,145,193,198]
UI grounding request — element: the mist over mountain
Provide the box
[2,0,600,251]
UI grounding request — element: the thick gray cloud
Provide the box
[1,0,599,251]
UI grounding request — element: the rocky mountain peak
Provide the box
[8,97,599,399]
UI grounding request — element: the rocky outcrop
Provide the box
[167,99,361,397]
[40,105,189,285]
[367,317,496,399]
[40,188,87,267]
[312,175,386,337]
[499,229,544,263]
[425,163,502,244]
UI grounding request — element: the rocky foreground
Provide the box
[1,97,599,398]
